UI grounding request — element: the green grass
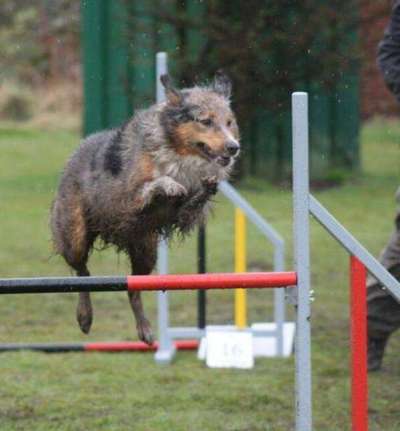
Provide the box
[0,118,399,430]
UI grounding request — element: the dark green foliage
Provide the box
[141,1,357,119]
[120,0,363,179]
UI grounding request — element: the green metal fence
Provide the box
[81,0,359,180]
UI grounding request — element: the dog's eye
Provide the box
[199,118,213,127]
[227,119,232,127]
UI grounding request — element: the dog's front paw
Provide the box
[202,176,219,195]
[162,179,187,199]
[141,177,187,208]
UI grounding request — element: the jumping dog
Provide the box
[50,72,240,344]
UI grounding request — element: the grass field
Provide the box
[0,119,399,430]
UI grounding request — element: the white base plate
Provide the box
[251,322,295,357]
[154,345,177,364]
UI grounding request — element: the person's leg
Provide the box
[367,207,400,371]
[367,265,400,371]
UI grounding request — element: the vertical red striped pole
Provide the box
[350,256,368,431]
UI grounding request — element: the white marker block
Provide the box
[205,325,254,369]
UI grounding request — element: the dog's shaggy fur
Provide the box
[50,72,240,343]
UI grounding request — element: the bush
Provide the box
[0,82,33,121]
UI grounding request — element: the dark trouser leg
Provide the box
[367,217,400,371]
[367,265,400,339]
[367,267,400,371]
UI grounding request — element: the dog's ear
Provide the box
[160,74,183,105]
[212,70,232,99]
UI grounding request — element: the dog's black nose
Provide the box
[226,141,240,156]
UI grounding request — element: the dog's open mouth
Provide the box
[216,156,231,167]
[195,142,231,167]
[195,141,213,160]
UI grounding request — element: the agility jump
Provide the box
[0,94,310,431]
[2,93,400,431]
[154,52,288,363]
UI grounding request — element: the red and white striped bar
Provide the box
[0,272,297,294]
[0,340,199,353]
[127,272,297,291]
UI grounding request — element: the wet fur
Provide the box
[50,73,240,343]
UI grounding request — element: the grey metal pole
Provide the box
[154,52,175,364]
[292,92,312,431]
[274,245,285,357]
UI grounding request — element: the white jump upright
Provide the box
[154,57,313,426]
[292,92,312,431]
[154,52,175,363]
[154,52,292,363]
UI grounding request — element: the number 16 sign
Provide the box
[205,326,254,369]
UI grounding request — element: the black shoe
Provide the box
[368,337,389,372]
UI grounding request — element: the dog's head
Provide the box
[160,72,240,169]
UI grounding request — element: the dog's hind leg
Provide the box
[51,194,95,334]
[70,225,95,334]
[127,234,157,345]
[69,239,94,335]
[76,267,93,334]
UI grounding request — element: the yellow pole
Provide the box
[234,208,247,328]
